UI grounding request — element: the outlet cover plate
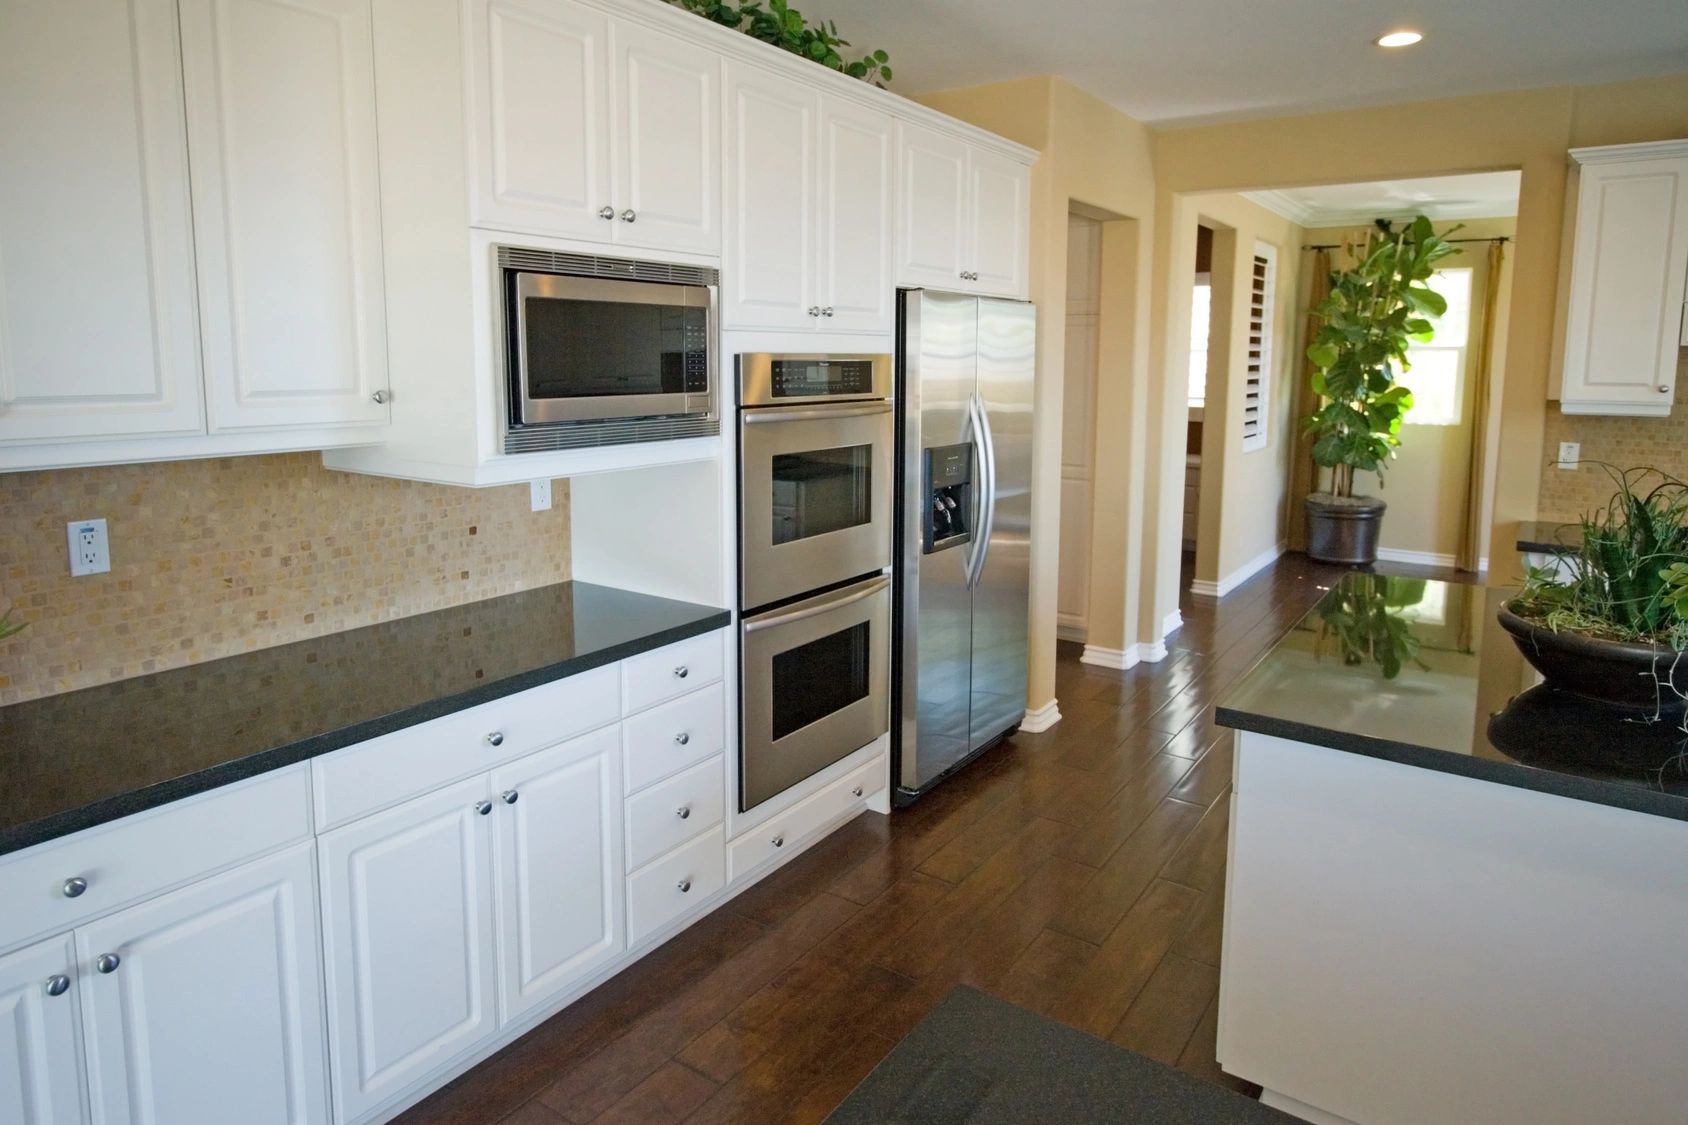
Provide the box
[68,518,111,577]
[1557,442,1580,469]
[530,479,552,512]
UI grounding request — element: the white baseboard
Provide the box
[1161,610,1183,639]
[1375,547,1457,569]
[1055,623,1088,644]
[1189,541,1287,599]
[1020,699,1062,732]
[1080,644,1136,670]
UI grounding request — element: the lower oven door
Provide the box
[740,574,890,812]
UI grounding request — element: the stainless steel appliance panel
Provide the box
[739,353,892,407]
[740,575,890,810]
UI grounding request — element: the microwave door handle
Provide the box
[968,392,999,591]
[742,575,890,634]
[741,402,893,424]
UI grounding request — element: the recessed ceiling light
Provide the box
[1376,29,1424,48]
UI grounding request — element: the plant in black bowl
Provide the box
[1500,465,1688,713]
[1315,573,1430,679]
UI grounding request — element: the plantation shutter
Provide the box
[1242,242,1276,452]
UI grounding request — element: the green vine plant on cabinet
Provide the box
[667,0,893,84]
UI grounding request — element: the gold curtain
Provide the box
[1286,248,1331,552]
[1457,240,1506,572]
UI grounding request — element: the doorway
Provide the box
[1057,212,1101,641]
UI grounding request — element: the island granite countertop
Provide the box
[1216,572,1688,822]
[0,581,730,855]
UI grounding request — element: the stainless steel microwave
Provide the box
[498,247,719,450]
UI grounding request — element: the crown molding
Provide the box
[1241,190,1320,226]
[1570,138,1688,166]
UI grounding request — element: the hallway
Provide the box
[399,554,1447,1124]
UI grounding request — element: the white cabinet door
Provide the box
[896,121,970,291]
[723,64,817,331]
[318,777,498,1123]
[469,0,613,241]
[76,843,328,1125]
[610,21,719,254]
[179,0,390,432]
[0,934,86,1125]
[491,726,624,1023]
[968,147,1031,298]
[0,0,203,445]
[818,98,895,334]
[1561,152,1688,415]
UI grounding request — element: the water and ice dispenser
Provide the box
[922,443,974,554]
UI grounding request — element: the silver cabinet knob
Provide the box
[807,306,821,317]
[771,834,784,848]
[474,800,493,816]
[1659,385,1672,394]
[851,786,864,798]
[676,804,691,820]
[62,877,87,898]
[677,877,692,893]
[620,209,636,223]
[674,731,690,746]
[44,974,71,997]
[501,790,518,805]
[599,205,615,220]
[95,954,120,974]
[371,389,390,405]
[485,731,504,747]
[673,665,689,679]
[822,307,834,317]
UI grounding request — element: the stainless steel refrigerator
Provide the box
[893,290,1034,804]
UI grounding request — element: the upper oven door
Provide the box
[739,401,893,611]
[511,272,713,423]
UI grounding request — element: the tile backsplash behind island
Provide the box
[0,454,570,704]
[1538,352,1688,522]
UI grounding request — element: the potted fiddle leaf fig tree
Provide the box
[1303,216,1456,564]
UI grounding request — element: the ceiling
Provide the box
[1243,172,1523,226]
[835,0,1688,126]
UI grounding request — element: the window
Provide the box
[1188,274,1211,408]
[1400,267,1473,427]
[1242,242,1276,452]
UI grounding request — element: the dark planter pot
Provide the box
[1497,602,1688,712]
[1304,495,1386,566]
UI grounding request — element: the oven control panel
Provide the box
[737,353,893,406]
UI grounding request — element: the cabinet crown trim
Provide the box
[1569,138,1688,165]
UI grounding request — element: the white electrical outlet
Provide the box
[68,518,111,577]
[1557,442,1580,469]
[530,479,553,512]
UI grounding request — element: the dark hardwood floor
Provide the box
[397,552,1455,1124]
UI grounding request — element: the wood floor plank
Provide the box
[1178,991,1261,1098]
[1108,952,1221,1065]
[1049,799,1206,945]
[1160,787,1231,892]
[587,1062,716,1125]
[992,928,1103,1017]
[1055,753,1193,869]
[780,1031,897,1125]
[1050,878,1202,1037]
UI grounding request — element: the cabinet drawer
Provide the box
[625,755,724,872]
[313,664,620,830]
[622,631,723,714]
[624,682,725,794]
[627,825,725,944]
[0,765,311,953]
[729,754,883,881]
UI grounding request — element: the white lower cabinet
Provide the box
[318,776,499,1123]
[0,934,86,1125]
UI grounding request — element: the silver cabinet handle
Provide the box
[1659,385,1672,394]
[501,790,518,805]
[475,800,493,816]
[852,786,864,797]
[822,307,834,317]
[44,974,71,997]
[771,834,784,848]
[677,877,692,893]
[62,877,87,898]
[673,665,689,679]
[676,804,691,820]
[620,209,636,223]
[807,306,820,317]
[674,731,690,746]
[371,389,389,405]
[599,205,615,220]
[95,954,120,975]
[485,731,504,747]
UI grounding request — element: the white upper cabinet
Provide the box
[180,0,391,431]
[896,120,1030,298]
[1560,141,1688,416]
[469,0,720,254]
[0,0,204,445]
[0,934,85,1125]
[818,97,896,333]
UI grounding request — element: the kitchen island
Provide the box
[1213,573,1688,1125]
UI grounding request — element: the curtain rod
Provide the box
[1301,235,1510,250]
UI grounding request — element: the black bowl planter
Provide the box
[1305,494,1387,566]
[1497,602,1688,712]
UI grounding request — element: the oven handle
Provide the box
[741,401,892,425]
[742,575,889,634]
[966,392,998,591]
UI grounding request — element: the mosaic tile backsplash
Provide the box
[0,454,570,704]
[1537,352,1688,522]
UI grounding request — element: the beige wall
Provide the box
[0,455,571,704]
[1539,351,1688,520]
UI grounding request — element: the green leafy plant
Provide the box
[1304,216,1458,498]
[1315,573,1429,679]
[0,606,25,642]
[667,0,892,84]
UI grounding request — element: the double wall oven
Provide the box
[737,354,893,811]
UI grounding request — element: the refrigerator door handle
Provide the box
[966,391,999,590]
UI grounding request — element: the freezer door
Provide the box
[968,298,1034,748]
[899,292,980,793]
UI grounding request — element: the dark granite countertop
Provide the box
[1516,520,1582,554]
[0,582,729,855]
[1216,573,1688,822]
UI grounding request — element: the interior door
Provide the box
[0,934,85,1125]
[318,776,498,1123]
[0,0,204,445]
[895,122,970,291]
[468,0,612,240]
[967,149,1031,298]
[610,20,720,254]
[818,97,895,333]
[723,63,817,331]
[491,726,624,1024]
[76,843,329,1125]
[180,0,390,431]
